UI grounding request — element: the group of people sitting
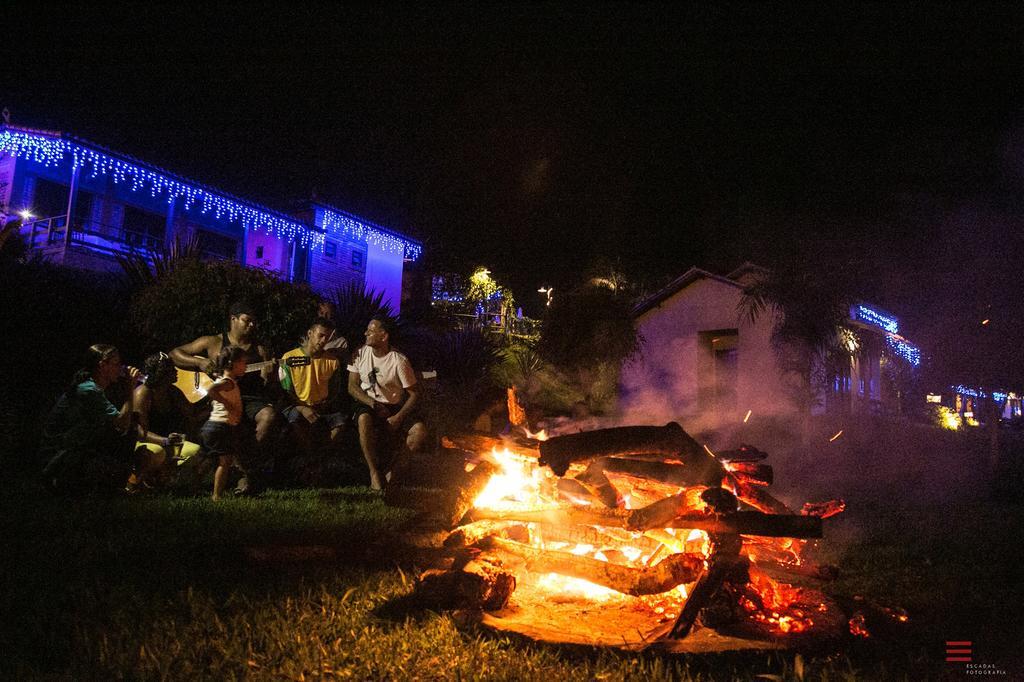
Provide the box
[39,301,427,499]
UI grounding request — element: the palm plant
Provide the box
[426,328,502,434]
[739,263,856,421]
[115,233,200,290]
[328,282,397,352]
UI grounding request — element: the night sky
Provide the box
[5,4,1023,382]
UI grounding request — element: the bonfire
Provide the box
[392,422,857,651]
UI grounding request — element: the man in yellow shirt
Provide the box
[280,318,346,453]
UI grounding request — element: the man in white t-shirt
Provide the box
[347,317,427,491]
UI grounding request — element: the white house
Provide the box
[619,263,920,428]
[619,264,785,427]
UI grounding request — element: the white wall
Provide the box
[620,276,791,427]
[364,239,405,314]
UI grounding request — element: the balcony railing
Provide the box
[17,215,262,272]
[20,215,164,258]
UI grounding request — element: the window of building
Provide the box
[351,248,365,270]
[197,230,238,260]
[122,205,166,248]
[324,240,337,259]
[30,178,71,218]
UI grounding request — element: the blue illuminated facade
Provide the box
[0,125,421,310]
[849,304,921,367]
[832,302,922,414]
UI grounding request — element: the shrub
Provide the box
[426,328,502,432]
[537,284,641,371]
[126,259,320,356]
[532,283,642,415]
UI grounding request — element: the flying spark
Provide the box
[829,430,843,443]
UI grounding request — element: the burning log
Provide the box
[480,536,704,596]
[536,524,663,555]
[675,512,822,539]
[742,536,805,566]
[469,504,822,538]
[801,499,846,519]
[670,487,747,638]
[414,555,517,610]
[556,477,620,508]
[444,521,530,549]
[446,519,661,556]
[729,475,794,515]
[581,456,722,488]
[448,461,498,528]
[442,434,541,461]
[715,445,768,462]
[537,423,722,479]
[723,462,774,485]
[388,461,498,528]
[468,493,687,531]
[669,536,748,638]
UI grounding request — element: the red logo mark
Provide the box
[945,640,972,662]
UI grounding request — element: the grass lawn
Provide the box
[2,426,1022,680]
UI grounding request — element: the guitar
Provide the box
[173,356,310,403]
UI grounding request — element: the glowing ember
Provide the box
[743,409,752,423]
[738,568,818,634]
[848,612,870,638]
[828,430,843,443]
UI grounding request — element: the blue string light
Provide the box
[854,304,899,334]
[321,208,421,261]
[885,336,921,366]
[952,385,1010,402]
[0,127,326,250]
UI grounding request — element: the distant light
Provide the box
[18,209,34,220]
[829,430,844,443]
[937,406,961,431]
[926,394,942,403]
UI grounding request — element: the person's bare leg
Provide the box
[213,455,231,500]
[253,406,276,444]
[238,406,276,493]
[388,421,427,485]
[357,413,383,490]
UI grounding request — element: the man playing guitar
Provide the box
[170,301,276,494]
